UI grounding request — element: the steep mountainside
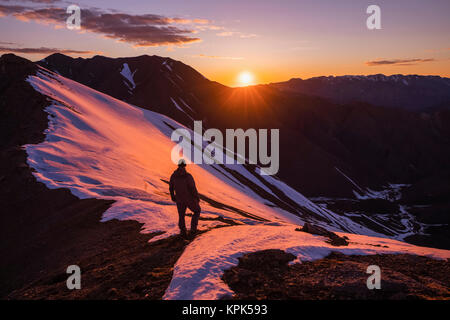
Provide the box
[38,53,219,126]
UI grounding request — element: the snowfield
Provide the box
[24,67,450,300]
[164,225,450,299]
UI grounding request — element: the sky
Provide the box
[0,0,449,86]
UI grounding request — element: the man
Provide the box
[169,159,201,239]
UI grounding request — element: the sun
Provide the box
[237,71,254,86]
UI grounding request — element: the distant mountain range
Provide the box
[271,74,450,112]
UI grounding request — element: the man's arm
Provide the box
[169,174,176,202]
[188,174,200,202]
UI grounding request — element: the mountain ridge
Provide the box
[280,73,450,82]
[271,74,450,112]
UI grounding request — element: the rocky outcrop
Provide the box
[296,223,349,246]
[223,250,450,300]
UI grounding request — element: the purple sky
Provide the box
[1,0,449,86]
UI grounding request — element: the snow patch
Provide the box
[120,63,137,91]
[170,97,186,113]
[353,183,410,202]
[162,60,172,72]
[164,224,450,299]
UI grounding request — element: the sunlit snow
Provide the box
[164,225,450,299]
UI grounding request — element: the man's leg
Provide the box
[176,202,187,237]
[188,201,201,234]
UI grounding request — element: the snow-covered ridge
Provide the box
[24,67,380,242]
[23,68,450,300]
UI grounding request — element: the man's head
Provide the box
[178,159,187,168]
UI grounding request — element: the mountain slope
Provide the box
[38,53,216,126]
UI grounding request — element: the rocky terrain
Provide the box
[223,250,450,300]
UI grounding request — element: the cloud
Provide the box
[216,31,234,37]
[0,4,27,16]
[216,31,258,38]
[167,18,209,25]
[0,46,102,55]
[2,0,61,3]
[192,54,244,60]
[365,58,435,66]
[0,4,204,47]
[195,24,224,31]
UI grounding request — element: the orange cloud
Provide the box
[0,4,206,47]
[216,31,258,38]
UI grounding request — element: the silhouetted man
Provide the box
[169,159,201,239]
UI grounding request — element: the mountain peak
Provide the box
[1,53,32,64]
[0,53,37,80]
